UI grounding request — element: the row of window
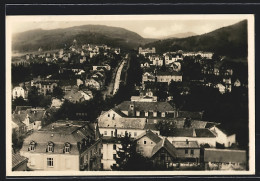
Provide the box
[29,141,71,153]
[185,149,194,155]
[103,130,138,137]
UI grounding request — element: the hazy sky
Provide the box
[7,15,247,38]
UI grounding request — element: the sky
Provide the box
[7,15,247,39]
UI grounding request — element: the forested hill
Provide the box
[12,25,157,52]
[144,20,248,58]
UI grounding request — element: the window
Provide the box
[185,149,188,154]
[191,149,194,155]
[134,132,137,137]
[144,140,146,144]
[108,113,110,117]
[47,142,54,152]
[47,158,54,167]
[151,142,153,144]
[153,112,157,117]
[161,112,165,117]
[104,131,107,135]
[136,111,140,117]
[145,111,148,117]
[111,131,114,137]
[113,154,116,159]
[29,141,36,151]
[113,144,116,150]
[64,142,70,153]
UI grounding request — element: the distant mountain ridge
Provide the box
[12,25,157,52]
[145,20,248,58]
[12,21,248,59]
[160,32,197,39]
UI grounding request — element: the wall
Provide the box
[175,148,200,160]
[101,143,121,170]
[99,128,147,138]
[20,152,79,171]
[210,126,236,147]
[167,137,216,147]
[136,136,156,157]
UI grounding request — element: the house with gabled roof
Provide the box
[172,140,200,164]
[150,137,178,169]
[209,125,236,147]
[135,130,162,157]
[165,128,217,147]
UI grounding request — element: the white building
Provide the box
[12,86,28,100]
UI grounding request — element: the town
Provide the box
[11,39,248,172]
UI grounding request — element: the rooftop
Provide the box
[116,101,175,112]
[12,153,28,170]
[135,130,162,144]
[204,148,246,163]
[172,141,199,148]
[151,137,177,158]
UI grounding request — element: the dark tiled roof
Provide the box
[204,148,246,163]
[136,130,162,144]
[156,71,182,76]
[12,153,28,170]
[172,141,199,148]
[98,117,146,129]
[151,138,177,158]
[166,128,195,137]
[177,111,203,119]
[14,106,32,114]
[216,124,235,136]
[21,121,96,154]
[116,101,175,112]
[143,123,158,131]
[195,129,216,138]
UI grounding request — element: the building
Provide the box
[20,120,102,171]
[139,47,156,55]
[64,89,93,103]
[149,55,164,66]
[204,148,246,170]
[166,128,217,147]
[12,152,28,171]
[135,130,162,157]
[33,80,58,96]
[12,86,28,100]
[156,71,183,84]
[12,108,46,133]
[131,89,157,102]
[150,137,178,169]
[164,53,183,65]
[51,98,64,109]
[142,72,156,84]
[93,65,111,71]
[85,78,101,90]
[101,137,122,170]
[172,140,200,164]
[209,125,236,147]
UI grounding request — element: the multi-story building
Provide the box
[12,86,28,100]
[139,47,156,56]
[20,120,102,171]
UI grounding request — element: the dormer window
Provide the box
[64,142,71,153]
[145,111,148,117]
[153,112,157,117]
[47,141,54,152]
[28,141,36,151]
[136,111,140,117]
[161,112,165,117]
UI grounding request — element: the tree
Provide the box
[111,133,153,171]
[156,120,176,136]
[12,97,28,111]
[12,130,24,152]
[52,86,64,99]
